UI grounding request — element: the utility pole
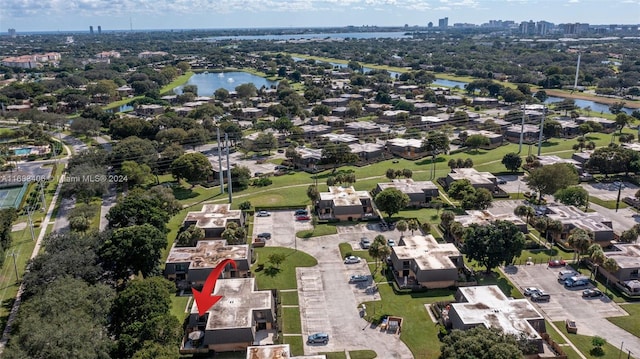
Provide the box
[8,250,18,282]
[26,206,35,241]
[39,181,46,212]
[225,133,232,203]
[518,103,526,154]
[537,105,546,156]
[217,127,224,194]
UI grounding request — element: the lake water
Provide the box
[174,72,279,96]
[205,31,411,41]
[544,96,633,115]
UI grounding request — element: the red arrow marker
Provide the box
[192,258,237,316]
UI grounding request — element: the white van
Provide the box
[558,270,578,282]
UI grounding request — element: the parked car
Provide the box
[349,274,368,283]
[344,256,361,264]
[256,210,271,217]
[296,215,310,221]
[497,178,507,185]
[387,239,396,247]
[558,270,579,282]
[360,237,371,249]
[307,332,329,344]
[564,275,590,288]
[295,209,308,216]
[523,287,541,296]
[565,319,578,334]
[548,259,566,267]
[531,292,551,302]
[582,289,603,298]
[257,232,271,240]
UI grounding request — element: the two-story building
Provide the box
[374,179,439,208]
[182,204,245,240]
[317,186,377,221]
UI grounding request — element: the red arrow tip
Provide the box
[193,289,223,317]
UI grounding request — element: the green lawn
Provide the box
[607,303,640,337]
[283,335,304,356]
[319,352,347,359]
[554,321,633,359]
[339,243,374,263]
[279,290,300,306]
[296,223,338,238]
[282,306,302,333]
[252,247,317,290]
[348,350,377,359]
[170,295,190,322]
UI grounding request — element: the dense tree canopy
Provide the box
[462,220,525,273]
[374,188,410,218]
[525,163,578,199]
[440,326,531,359]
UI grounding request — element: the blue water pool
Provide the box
[13,148,31,156]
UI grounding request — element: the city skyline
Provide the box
[2,0,639,33]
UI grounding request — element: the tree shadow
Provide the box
[541,141,559,147]
[415,157,447,166]
[172,185,199,200]
[264,266,281,277]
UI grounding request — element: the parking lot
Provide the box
[252,211,413,358]
[504,264,640,354]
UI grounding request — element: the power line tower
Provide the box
[26,205,35,241]
[7,250,18,282]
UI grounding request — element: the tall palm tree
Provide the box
[567,228,592,263]
[395,220,408,238]
[408,219,419,235]
[587,244,606,265]
[369,235,387,272]
[546,219,564,246]
[601,258,620,293]
[514,205,535,225]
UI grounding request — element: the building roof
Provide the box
[387,138,423,148]
[183,204,242,230]
[345,121,379,130]
[319,186,372,206]
[296,147,323,161]
[191,278,272,330]
[455,209,526,228]
[452,285,543,340]
[545,205,613,235]
[393,235,461,271]
[349,142,384,153]
[536,155,580,167]
[246,344,327,359]
[377,179,438,195]
[447,168,496,186]
[605,243,640,270]
[320,133,358,143]
[464,129,503,140]
[300,124,331,133]
[506,124,540,133]
[166,240,249,270]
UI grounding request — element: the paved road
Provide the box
[52,197,74,233]
[256,211,413,358]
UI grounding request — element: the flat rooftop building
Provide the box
[375,179,439,207]
[448,285,546,352]
[182,204,244,239]
[246,344,327,359]
[545,205,614,245]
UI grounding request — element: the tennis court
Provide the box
[0,184,28,209]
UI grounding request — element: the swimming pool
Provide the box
[13,148,32,156]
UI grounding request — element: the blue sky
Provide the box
[3,0,639,32]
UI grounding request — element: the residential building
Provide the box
[138,51,169,58]
[386,138,425,159]
[446,286,546,353]
[348,142,385,162]
[344,121,381,137]
[505,124,541,144]
[136,104,165,116]
[182,204,245,240]
[320,133,358,145]
[445,168,498,192]
[600,243,640,285]
[374,179,439,207]
[165,239,251,289]
[292,147,323,172]
[439,17,449,28]
[182,278,276,354]
[462,129,503,148]
[317,186,377,221]
[96,51,121,59]
[454,209,528,233]
[300,124,332,141]
[389,235,463,289]
[545,205,614,246]
[575,116,616,133]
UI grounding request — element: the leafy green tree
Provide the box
[111,277,181,358]
[374,188,410,219]
[385,168,397,180]
[524,163,578,200]
[100,224,167,281]
[121,160,154,187]
[231,165,252,190]
[439,326,526,359]
[110,136,158,170]
[554,186,589,207]
[408,219,419,235]
[235,83,257,98]
[462,220,525,273]
[268,253,286,268]
[306,185,320,204]
[567,228,593,262]
[253,132,278,154]
[514,205,535,224]
[543,119,563,138]
[107,189,172,230]
[214,88,229,101]
[395,220,408,237]
[61,163,108,203]
[171,152,212,184]
[176,224,204,247]
[447,179,475,200]
[368,235,391,272]
[501,152,522,172]
[239,201,252,211]
[461,188,493,210]
[465,134,490,152]
[132,341,180,359]
[3,278,115,359]
[321,143,359,169]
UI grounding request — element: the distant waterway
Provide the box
[204,31,411,41]
[544,96,634,115]
[174,72,278,96]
